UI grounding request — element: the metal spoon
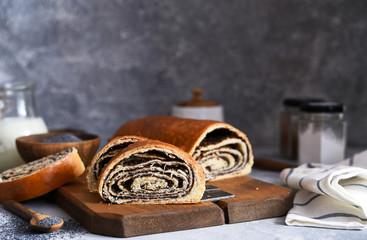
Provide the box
[2,199,64,233]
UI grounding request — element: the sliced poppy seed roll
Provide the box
[98,140,205,204]
[112,116,254,181]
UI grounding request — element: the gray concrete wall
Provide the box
[1,0,366,150]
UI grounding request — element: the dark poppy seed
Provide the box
[42,134,82,143]
[1,207,87,239]
[37,217,62,227]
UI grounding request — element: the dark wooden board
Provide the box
[209,176,294,223]
[55,175,293,237]
[252,147,298,171]
[55,176,225,238]
[254,156,298,171]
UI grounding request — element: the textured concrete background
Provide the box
[0,0,366,151]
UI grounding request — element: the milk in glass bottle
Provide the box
[0,80,48,172]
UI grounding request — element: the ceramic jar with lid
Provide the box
[172,89,224,122]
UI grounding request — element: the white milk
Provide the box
[0,117,48,172]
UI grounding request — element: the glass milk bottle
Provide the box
[0,80,48,172]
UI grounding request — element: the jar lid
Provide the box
[299,101,345,113]
[177,89,218,107]
[283,98,324,107]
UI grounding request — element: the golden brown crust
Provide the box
[113,116,254,181]
[113,116,218,154]
[86,135,149,192]
[0,148,85,203]
[98,139,206,204]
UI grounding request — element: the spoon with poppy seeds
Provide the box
[2,200,64,233]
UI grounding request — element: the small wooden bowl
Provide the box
[16,131,101,167]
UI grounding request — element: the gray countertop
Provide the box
[1,168,366,240]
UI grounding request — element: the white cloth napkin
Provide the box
[280,150,367,229]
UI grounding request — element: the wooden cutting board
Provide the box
[55,175,293,238]
[55,175,225,238]
[209,176,294,223]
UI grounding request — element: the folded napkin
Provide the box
[280,150,367,229]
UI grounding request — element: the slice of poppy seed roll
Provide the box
[98,139,205,204]
[0,147,84,203]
